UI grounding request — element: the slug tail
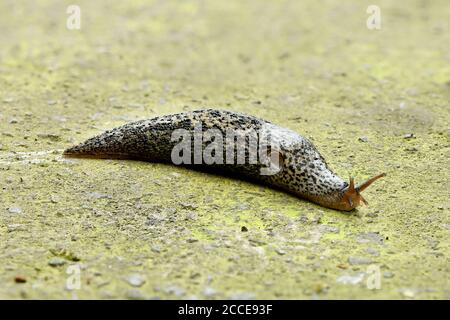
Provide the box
[63,138,111,158]
[63,128,135,159]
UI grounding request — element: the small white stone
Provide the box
[126,274,146,287]
[336,273,365,285]
[8,207,22,214]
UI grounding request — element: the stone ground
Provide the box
[0,0,448,299]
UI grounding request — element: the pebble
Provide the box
[86,192,111,199]
[383,271,395,278]
[358,136,368,142]
[348,256,372,265]
[403,133,415,139]
[202,287,217,297]
[235,202,250,211]
[147,214,164,226]
[126,274,146,287]
[48,258,66,267]
[356,232,384,244]
[366,212,379,218]
[165,207,177,215]
[164,285,185,297]
[8,207,22,214]
[336,273,365,285]
[151,245,161,253]
[366,248,380,256]
[318,224,340,233]
[399,288,416,298]
[185,211,197,220]
[7,224,23,232]
[180,203,198,210]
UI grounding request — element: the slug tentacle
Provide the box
[337,174,386,211]
[64,109,385,212]
[356,173,386,192]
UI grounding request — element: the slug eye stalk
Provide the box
[343,173,386,208]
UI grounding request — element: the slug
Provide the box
[64,109,385,211]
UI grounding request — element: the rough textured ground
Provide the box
[0,0,449,299]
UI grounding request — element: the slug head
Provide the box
[338,173,386,211]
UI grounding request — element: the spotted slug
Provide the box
[64,109,385,211]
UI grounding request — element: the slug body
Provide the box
[64,109,385,211]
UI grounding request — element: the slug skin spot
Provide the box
[64,109,383,211]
